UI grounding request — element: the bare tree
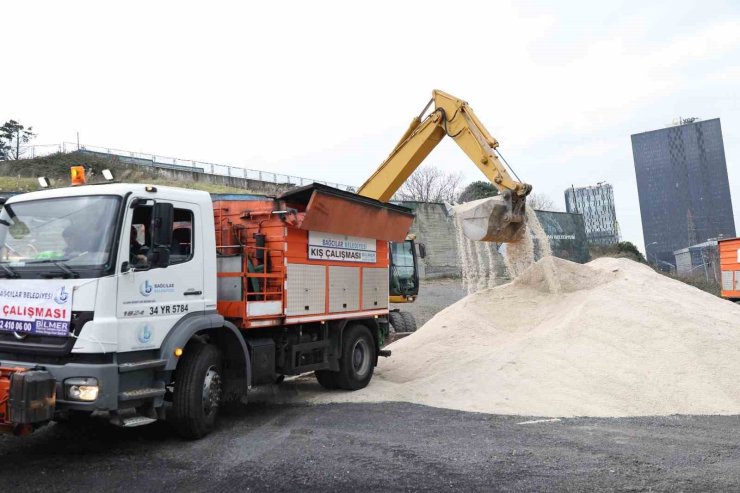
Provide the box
[526,192,561,211]
[397,165,464,203]
[0,120,37,160]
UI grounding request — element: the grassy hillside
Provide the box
[0,152,261,194]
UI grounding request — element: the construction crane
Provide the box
[358,90,532,330]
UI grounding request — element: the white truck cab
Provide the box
[0,184,240,436]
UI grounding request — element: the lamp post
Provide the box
[647,241,658,266]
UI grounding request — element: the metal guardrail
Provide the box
[22,143,355,191]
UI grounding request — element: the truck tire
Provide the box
[170,343,223,439]
[314,370,339,390]
[400,311,417,332]
[388,311,406,333]
[335,324,375,390]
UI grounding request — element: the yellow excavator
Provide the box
[358,90,532,331]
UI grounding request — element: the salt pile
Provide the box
[314,256,740,417]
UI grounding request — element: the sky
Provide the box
[4,0,740,254]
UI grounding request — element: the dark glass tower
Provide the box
[631,118,735,266]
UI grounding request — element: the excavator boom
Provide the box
[358,90,532,242]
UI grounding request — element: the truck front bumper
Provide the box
[0,359,119,412]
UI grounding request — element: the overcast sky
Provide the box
[4,0,740,253]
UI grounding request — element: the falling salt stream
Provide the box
[453,206,560,294]
[475,241,488,292]
[454,214,475,294]
[484,242,498,289]
[454,215,476,295]
[523,207,561,293]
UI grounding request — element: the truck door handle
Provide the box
[183,290,202,296]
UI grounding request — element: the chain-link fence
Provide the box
[10,143,64,159]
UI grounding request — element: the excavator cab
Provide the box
[389,236,422,303]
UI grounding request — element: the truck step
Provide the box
[118,387,166,402]
[118,359,167,373]
[121,416,157,428]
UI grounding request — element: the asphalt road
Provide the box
[2,402,740,492]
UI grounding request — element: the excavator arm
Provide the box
[358,90,532,242]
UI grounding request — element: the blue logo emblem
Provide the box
[137,324,153,344]
[54,286,69,305]
[139,280,153,297]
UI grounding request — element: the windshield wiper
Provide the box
[0,263,19,279]
[25,258,80,279]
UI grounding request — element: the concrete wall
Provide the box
[398,201,461,279]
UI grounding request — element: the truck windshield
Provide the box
[390,240,417,296]
[0,195,121,274]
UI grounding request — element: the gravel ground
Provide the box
[1,403,740,492]
[391,277,466,327]
[3,278,737,491]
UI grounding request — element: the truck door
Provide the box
[116,198,204,353]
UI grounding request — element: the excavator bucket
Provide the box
[454,191,527,243]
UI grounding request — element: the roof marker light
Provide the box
[70,166,86,186]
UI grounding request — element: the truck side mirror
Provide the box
[151,202,173,268]
[418,243,427,259]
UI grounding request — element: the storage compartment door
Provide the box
[329,266,360,313]
[286,264,326,316]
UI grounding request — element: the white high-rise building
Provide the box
[564,183,620,246]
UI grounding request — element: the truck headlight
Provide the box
[64,378,99,402]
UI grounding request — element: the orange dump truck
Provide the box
[718,238,740,301]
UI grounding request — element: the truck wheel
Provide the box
[314,370,339,389]
[400,311,417,332]
[388,311,406,333]
[170,343,223,439]
[336,324,375,390]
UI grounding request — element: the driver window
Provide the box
[128,203,194,268]
[130,205,152,268]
